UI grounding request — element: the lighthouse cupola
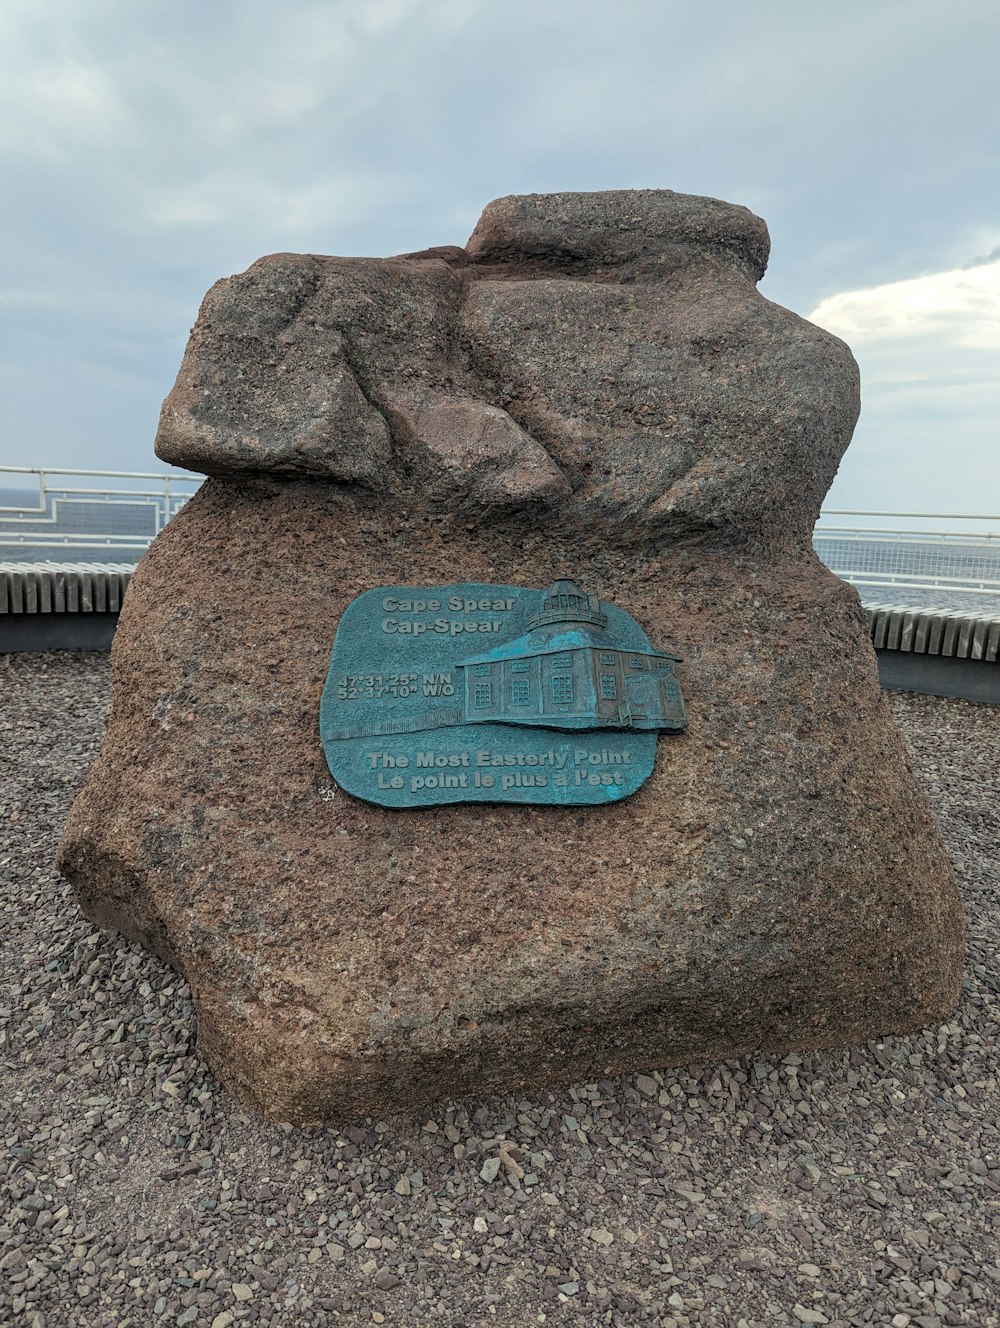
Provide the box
[527,579,608,632]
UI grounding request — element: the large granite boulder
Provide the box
[59,190,963,1124]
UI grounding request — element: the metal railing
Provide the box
[0,466,202,557]
[1,471,998,606]
[813,510,1000,599]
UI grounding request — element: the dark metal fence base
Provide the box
[876,650,1000,704]
[0,613,119,653]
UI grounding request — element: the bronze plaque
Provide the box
[320,579,685,808]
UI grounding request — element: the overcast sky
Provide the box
[2,0,997,516]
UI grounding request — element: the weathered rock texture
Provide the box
[59,190,964,1124]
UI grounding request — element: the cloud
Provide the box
[146,170,405,235]
[1,0,998,516]
[809,260,1000,354]
[0,56,124,157]
[809,259,1000,514]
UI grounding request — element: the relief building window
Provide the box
[551,675,573,704]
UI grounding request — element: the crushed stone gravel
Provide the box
[1,651,998,1328]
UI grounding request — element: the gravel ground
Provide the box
[2,652,998,1328]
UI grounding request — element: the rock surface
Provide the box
[152,189,857,548]
[59,190,963,1124]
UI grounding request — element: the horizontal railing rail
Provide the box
[818,509,1000,522]
[822,578,1000,595]
[817,526,999,542]
[0,466,202,556]
[814,509,1000,598]
[1,474,998,602]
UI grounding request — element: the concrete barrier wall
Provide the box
[0,563,133,614]
[866,602,1000,662]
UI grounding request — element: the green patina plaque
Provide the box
[320,579,686,808]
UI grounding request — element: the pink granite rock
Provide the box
[59,190,963,1124]
[409,400,570,507]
